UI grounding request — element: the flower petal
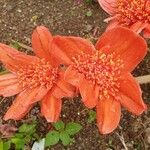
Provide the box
[130,22,148,34]
[51,36,95,65]
[79,78,99,108]
[95,27,147,72]
[98,0,117,15]
[4,101,33,121]
[64,66,83,87]
[41,92,62,122]
[32,26,53,61]
[56,73,75,97]
[143,25,150,38]
[0,73,22,97]
[118,73,147,115]
[0,44,37,71]
[96,97,121,134]
[4,86,49,120]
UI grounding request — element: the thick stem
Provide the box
[136,75,150,84]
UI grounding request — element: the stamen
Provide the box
[16,58,58,89]
[72,51,124,99]
[116,0,150,25]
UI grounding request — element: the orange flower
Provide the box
[0,26,75,122]
[98,0,150,38]
[51,27,147,134]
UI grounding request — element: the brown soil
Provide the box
[0,0,150,150]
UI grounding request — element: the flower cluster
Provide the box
[0,25,147,134]
[98,0,150,38]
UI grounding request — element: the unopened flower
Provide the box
[52,27,147,134]
[0,26,75,122]
[98,0,150,38]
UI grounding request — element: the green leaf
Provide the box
[59,131,71,146]
[65,122,82,135]
[45,131,60,147]
[18,123,36,135]
[10,40,21,50]
[86,10,92,17]
[0,141,3,150]
[11,138,25,150]
[3,141,11,150]
[53,121,65,131]
[88,110,96,123]
[14,133,24,138]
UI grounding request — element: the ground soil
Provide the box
[0,0,150,150]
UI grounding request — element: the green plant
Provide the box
[45,121,82,147]
[88,110,96,123]
[85,0,94,4]
[86,10,93,17]
[0,122,38,150]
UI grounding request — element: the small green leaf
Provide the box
[0,141,3,150]
[14,133,24,138]
[11,138,25,150]
[65,122,82,135]
[59,131,71,146]
[88,110,96,123]
[53,121,65,131]
[86,10,92,17]
[18,123,36,135]
[45,131,60,147]
[10,40,21,50]
[3,141,11,150]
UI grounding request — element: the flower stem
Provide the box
[136,75,150,84]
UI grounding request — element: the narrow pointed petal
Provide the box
[143,25,150,38]
[4,86,49,120]
[118,73,147,115]
[130,22,148,34]
[0,44,37,71]
[79,78,99,108]
[41,92,62,122]
[64,66,83,87]
[4,100,33,121]
[0,73,22,97]
[51,36,95,65]
[56,74,75,97]
[96,97,121,134]
[98,0,117,15]
[95,27,147,72]
[0,83,22,97]
[32,26,53,61]
[106,20,120,31]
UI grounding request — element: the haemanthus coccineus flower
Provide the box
[98,0,150,38]
[51,27,147,134]
[0,26,75,122]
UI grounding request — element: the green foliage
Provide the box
[45,131,60,147]
[88,110,96,123]
[85,0,94,4]
[86,10,93,17]
[65,122,82,135]
[45,121,82,148]
[0,122,38,150]
[10,40,21,50]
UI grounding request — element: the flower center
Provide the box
[17,58,58,89]
[116,0,150,25]
[71,51,124,98]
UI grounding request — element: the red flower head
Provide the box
[98,0,150,38]
[0,26,75,122]
[51,27,147,134]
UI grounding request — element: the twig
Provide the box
[135,75,150,84]
[116,132,128,150]
[12,40,33,51]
